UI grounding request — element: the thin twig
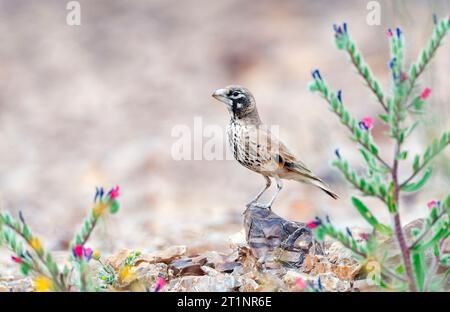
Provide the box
[391,99,417,292]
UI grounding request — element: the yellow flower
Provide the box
[93,202,107,218]
[34,276,54,292]
[30,237,43,255]
[119,266,135,284]
[93,250,101,261]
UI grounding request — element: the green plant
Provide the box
[0,186,120,291]
[308,17,449,291]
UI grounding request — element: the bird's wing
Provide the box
[246,126,313,175]
[250,126,339,199]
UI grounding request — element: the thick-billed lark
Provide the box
[212,85,338,210]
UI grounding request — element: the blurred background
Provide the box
[0,0,449,263]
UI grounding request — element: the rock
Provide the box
[302,254,329,275]
[243,204,323,268]
[403,218,426,245]
[105,249,132,270]
[228,230,247,249]
[169,256,207,277]
[168,274,242,292]
[353,279,383,292]
[142,245,187,264]
[202,250,241,273]
[324,241,361,280]
[0,276,33,292]
[318,272,352,292]
[283,270,313,289]
[215,261,241,273]
[117,262,169,290]
[378,219,435,271]
[325,241,356,263]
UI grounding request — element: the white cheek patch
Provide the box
[230,94,246,100]
[237,103,243,109]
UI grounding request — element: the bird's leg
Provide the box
[246,176,271,207]
[260,177,283,210]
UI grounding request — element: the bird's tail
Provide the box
[286,163,339,200]
[308,178,339,200]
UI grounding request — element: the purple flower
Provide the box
[19,211,26,224]
[94,187,104,202]
[335,149,341,159]
[337,90,342,102]
[389,58,396,70]
[317,277,323,291]
[84,247,93,261]
[346,227,353,237]
[359,117,374,131]
[333,22,348,37]
[396,27,402,38]
[311,69,322,80]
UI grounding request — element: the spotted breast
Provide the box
[227,120,273,173]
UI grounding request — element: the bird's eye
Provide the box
[232,91,239,97]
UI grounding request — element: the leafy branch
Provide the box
[400,131,450,189]
[333,23,387,111]
[309,17,449,292]
[0,186,121,292]
[405,18,450,103]
[309,75,390,170]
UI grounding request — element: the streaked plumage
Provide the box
[212,85,338,209]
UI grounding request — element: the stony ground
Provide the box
[0,0,449,290]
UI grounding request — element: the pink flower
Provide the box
[154,277,166,292]
[360,117,374,130]
[400,72,408,82]
[84,247,93,261]
[359,233,370,240]
[108,185,120,200]
[73,245,84,258]
[386,29,393,37]
[420,88,431,100]
[307,221,319,229]
[11,256,23,264]
[427,200,438,210]
[296,277,307,290]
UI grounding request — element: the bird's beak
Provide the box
[212,88,232,106]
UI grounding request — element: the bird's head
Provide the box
[212,85,259,121]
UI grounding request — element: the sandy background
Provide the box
[0,0,449,268]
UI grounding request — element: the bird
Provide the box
[212,85,338,210]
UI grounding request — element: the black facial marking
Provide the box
[228,88,253,120]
